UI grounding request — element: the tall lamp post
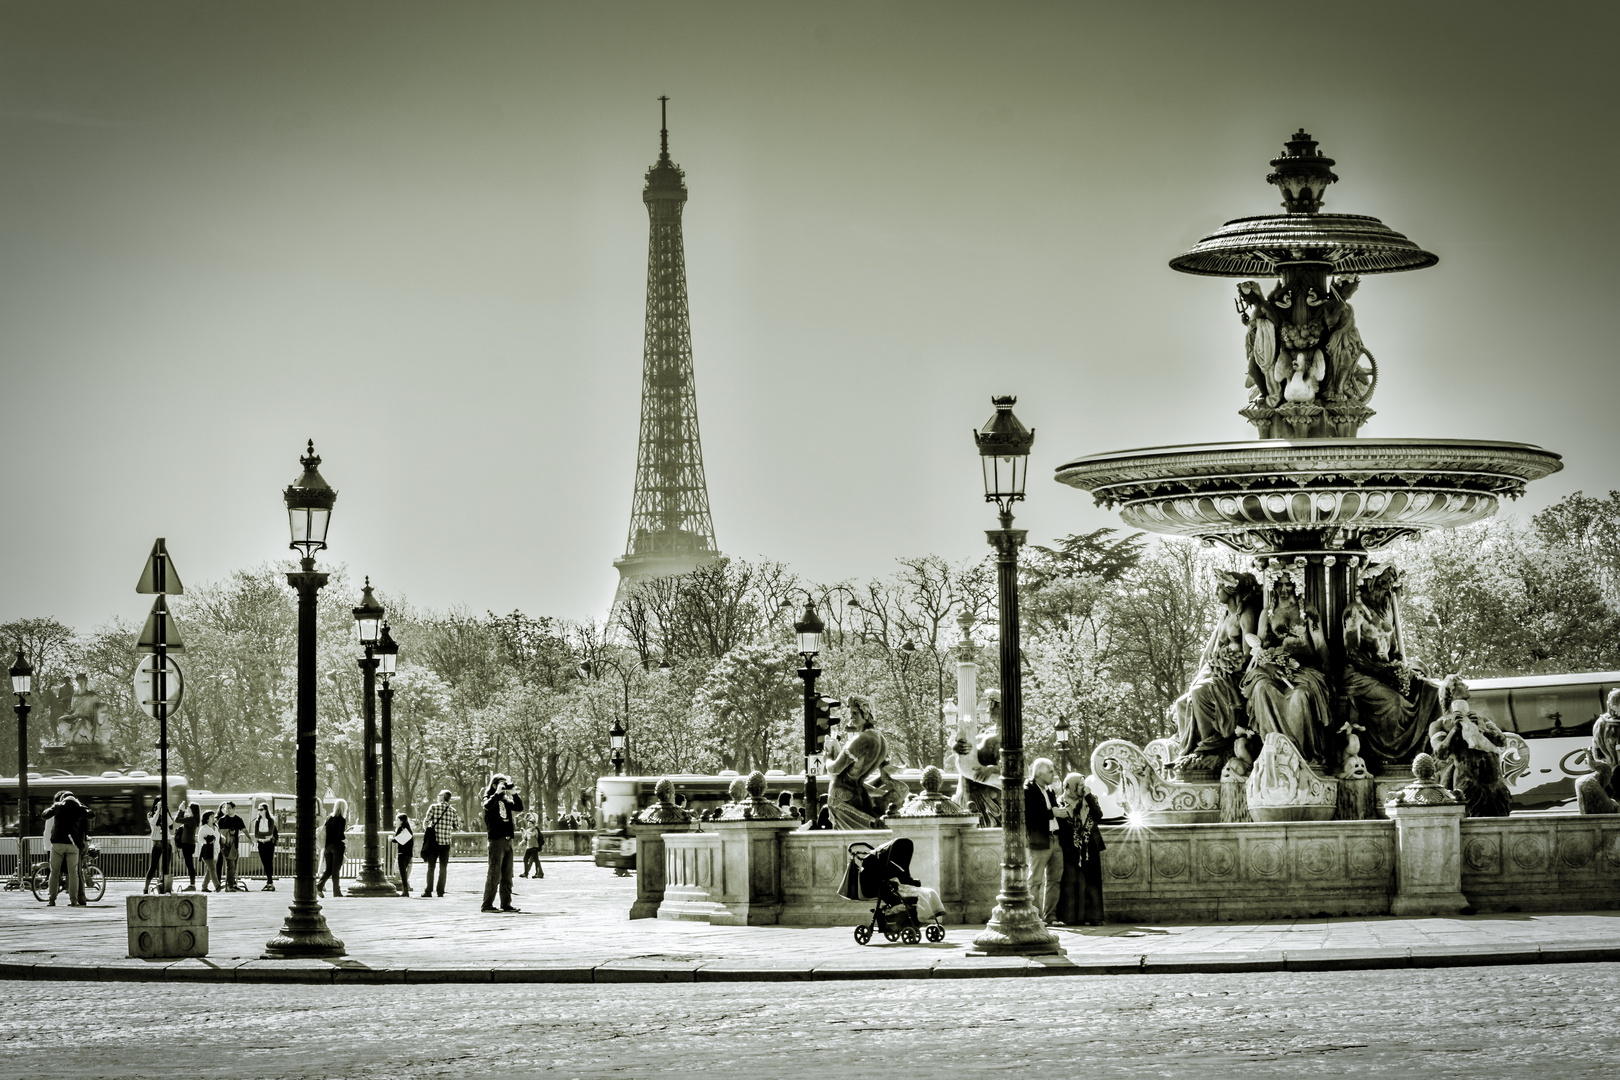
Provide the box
[376,623,399,886]
[581,657,634,775]
[795,600,825,828]
[1055,713,1071,777]
[265,442,345,958]
[348,580,394,897]
[971,395,1060,955]
[608,718,627,775]
[9,650,32,889]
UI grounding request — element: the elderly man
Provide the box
[1023,758,1070,923]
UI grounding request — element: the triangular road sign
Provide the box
[136,595,185,653]
[136,538,184,596]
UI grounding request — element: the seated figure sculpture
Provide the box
[1170,570,1261,776]
[55,674,108,745]
[950,692,1002,826]
[1240,572,1332,767]
[1576,690,1620,815]
[1342,564,1443,773]
[1428,676,1512,818]
[826,695,888,830]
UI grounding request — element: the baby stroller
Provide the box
[838,837,946,945]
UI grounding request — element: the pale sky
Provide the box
[2,1,1616,631]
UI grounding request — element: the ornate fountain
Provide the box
[1061,131,1560,823]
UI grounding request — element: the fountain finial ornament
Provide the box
[1267,129,1339,214]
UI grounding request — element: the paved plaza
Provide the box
[3,858,1618,983]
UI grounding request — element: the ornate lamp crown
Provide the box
[1267,129,1339,214]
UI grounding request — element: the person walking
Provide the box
[42,792,89,907]
[216,802,247,891]
[251,803,280,890]
[1023,758,1067,924]
[519,812,544,879]
[196,812,223,892]
[1054,773,1108,926]
[419,790,461,899]
[316,799,348,898]
[480,775,522,913]
[142,799,176,894]
[172,802,200,891]
[393,812,415,895]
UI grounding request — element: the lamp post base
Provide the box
[262,899,346,959]
[347,863,399,897]
[969,898,1064,956]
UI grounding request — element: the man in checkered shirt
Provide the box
[420,790,461,898]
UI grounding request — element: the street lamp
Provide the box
[348,579,393,897]
[1055,713,1071,777]
[970,395,1058,955]
[581,657,634,776]
[795,599,825,829]
[265,441,345,958]
[375,622,399,887]
[9,649,33,889]
[609,718,627,775]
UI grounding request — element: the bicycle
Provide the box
[29,843,107,904]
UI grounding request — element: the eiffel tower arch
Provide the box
[614,98,721,604]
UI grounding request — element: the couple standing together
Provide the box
[1024,758,1106,927]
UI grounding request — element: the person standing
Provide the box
[42,792,88,907]
[173,803,200,891]
[420,790,461,899]
[393,812,415,895]
[519,813,543,879]
[1054,773,1107,926]
[316,799,348,898]
[251,803,280,890]
[216,802,247,891]
[480,775,522,913]
[196,812,222,892]
[143,799,176,894]
[1023,758,1067,924]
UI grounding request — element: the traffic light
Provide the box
[811,694,841,754]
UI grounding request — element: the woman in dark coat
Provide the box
[1054,773,1106,926]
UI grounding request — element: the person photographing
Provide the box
[481,775,523,913]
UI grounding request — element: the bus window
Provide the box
[1469,689,1511,730]
[1509,685,1606,740]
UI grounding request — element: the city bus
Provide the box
[0,770,188,879]
[1466,671,1619,811]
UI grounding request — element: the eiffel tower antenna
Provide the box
[614,97,721,603]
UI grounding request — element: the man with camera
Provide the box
[481,775,523,913]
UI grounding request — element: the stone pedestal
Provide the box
[127,893,208,958]
[1387,803,1469,916]
[628,820,697,920]
[709,820,800,926]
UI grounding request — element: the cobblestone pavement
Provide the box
[4,859,1619,976]
[1,966,1617,1078]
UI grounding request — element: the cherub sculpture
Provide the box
[1427,676,1511,818]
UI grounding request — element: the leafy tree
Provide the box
[693,642,800,772]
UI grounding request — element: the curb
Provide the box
[3,943,1618,985]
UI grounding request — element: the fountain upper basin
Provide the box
[1054,438,1563,552]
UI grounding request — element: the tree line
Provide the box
[5,490,1618,818]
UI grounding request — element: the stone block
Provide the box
[126,894,208,959]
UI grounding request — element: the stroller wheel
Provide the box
[926,923,945,943]
[883,929,899,942]
[901,925,922,945]
[853,924,873,945]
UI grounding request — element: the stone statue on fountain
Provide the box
[1575,690,1620,815]
[1427,676,1512,818]
[1240,566,1333,768]
[1169,570,1260,778]
[1342,564,1444,773]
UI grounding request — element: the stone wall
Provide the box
[654,813,1620,926]
[1460,816,1620,913]
[1095,820,1397,922]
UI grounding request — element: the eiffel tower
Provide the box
[614,98,721,602]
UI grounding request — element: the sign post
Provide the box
[136,540,184,893]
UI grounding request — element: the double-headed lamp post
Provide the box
[349,580,394,897]
[265,441,345,959]
[376,623,399,883]
[1055,713,1071,777]
[10,649,33,888]
[795,600,825,829]
[971,395,1060,955]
